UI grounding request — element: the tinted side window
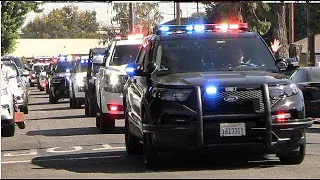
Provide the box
[291,70,308,83]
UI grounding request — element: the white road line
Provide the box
[46,146,83,153]
[1,155,124,164]
[3,149,38,157]
[92,144,113,151]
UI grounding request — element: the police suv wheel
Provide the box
[2,123,15,137]
[143,113,160,169]
[125,108,143,155]
[95,102,100,128]
[278,132,306,165]
[89,100,96,117]
[49,91,58,104]
[85,98,89,116]
[99,106,115,133]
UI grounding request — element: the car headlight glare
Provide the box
[152,88,193,101]
[109,75,119,86]
[76,74,85,86]
[269,83,300,99]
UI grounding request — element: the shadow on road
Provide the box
[27,114,88,121]
[30,107,75,111]
[306,126,320,134]
[26,126,125,136]
[31,150,282,174]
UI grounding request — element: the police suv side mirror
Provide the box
[125,63,146,76]
[146,62,157,74]
[275,58,288,71]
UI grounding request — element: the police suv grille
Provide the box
[201,89,264,115]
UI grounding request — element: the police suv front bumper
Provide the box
[143,84,313,154]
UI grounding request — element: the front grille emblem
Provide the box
[224,96,239,102]
[225,87,237,92]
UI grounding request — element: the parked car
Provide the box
[84,47,106,117]
[30,63,49,87]
[0,71,15,137]
[123,24,313,168]
[96,34,143,133]
[69,56,89,108]
[289,67,320,117]
[1,61,29,114]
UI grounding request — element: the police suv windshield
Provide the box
[155,37,278,74]
[78,62,88,72]
[110,44,141,66]
[54,62,70,73]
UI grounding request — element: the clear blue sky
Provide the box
[23,2,207,27]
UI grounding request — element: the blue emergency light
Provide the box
[157,23,248,35]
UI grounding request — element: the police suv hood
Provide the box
[155,71,291,87]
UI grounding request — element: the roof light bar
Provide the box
[157,23,248,35]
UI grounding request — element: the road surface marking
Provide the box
[46,146,83,153]
[3,149,38,157]
[92,144,114,150]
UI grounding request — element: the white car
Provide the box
[1,62,28,114]
[69,56,89,108]
[0,71,15,137]
[96,34,143,133]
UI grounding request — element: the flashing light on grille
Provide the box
[272,113,291,122]
[206,86,217,95]
[114,35,121,40]
[65,68,70,73]
[159,26,170,32]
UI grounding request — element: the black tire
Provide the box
[85,97,90,116]
[99,106,115,133]
[40,87,44,91]
[95,102,100,128]
[46,88,49,94]
[49,91,58,104]
[21,105,28,114]
[143,113,160,169]
[278,132,306,165]
[88,99,96,117]
[30,83,34,87]
[75,98,82,109]
[2,123,15,137]
[125,108,143,155]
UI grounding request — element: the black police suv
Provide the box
[49,60,72,104]
[123,23,313,168]
[84,47,106,117]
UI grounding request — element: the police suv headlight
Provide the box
[269,83,300,99]
[152,88,193,101]
[76,75,85,86]
[109,75,119,86]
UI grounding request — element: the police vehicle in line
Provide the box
[84,47,106,117]
[96,34,143,133]
[48,55,72,104]
[123,23,313,168]
[69,55,89,109]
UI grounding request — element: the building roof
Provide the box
[293,34,320,54]
[11,39,105,57]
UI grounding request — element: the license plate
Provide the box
[220,123,246,137]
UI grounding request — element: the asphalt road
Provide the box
[2,87,320,179]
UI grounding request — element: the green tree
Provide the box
[204,2,290,58]
[308,3,320,35]
[1,1,42,55]
[112,3,163,34]
[22,5,100,39]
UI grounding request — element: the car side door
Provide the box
[126,44,151,137]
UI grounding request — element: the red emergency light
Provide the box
[211,23,248,31]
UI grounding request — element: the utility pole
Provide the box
[288,3,294,44]
[176,2,180,25]
[196,2,199,16]
[129,3,134,34]
[307,1,316,66]
[173,2,175,21]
